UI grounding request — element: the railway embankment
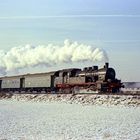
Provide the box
[0,92,140,106]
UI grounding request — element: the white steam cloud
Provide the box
[0,40,108,75]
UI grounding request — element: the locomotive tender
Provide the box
[0,63,123,93]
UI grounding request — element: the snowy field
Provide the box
[0,100,140,140]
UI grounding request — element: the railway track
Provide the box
[0,91,140,97]
[71,92,140,96]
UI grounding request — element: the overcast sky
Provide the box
[0,0,140,81]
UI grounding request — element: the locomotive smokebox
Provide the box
[104,62,109,69]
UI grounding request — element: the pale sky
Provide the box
[0,0,140,81]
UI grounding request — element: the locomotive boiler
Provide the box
[0,63,123,93]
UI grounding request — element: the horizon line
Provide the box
[0,14,140,19]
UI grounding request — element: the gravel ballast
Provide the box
[0,93,140,107]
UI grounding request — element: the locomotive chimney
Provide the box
[105,62,109,69]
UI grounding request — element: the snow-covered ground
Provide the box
[0,100,140,140]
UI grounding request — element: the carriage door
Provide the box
[0,80,2,91]
[51,75,55,87]
[20,78,25,89]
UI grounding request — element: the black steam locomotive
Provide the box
[0,63,123,93]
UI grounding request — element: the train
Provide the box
[0,63,123,93]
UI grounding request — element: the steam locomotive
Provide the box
[0,63,123,93]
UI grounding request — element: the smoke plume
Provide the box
[0,40,108,75]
